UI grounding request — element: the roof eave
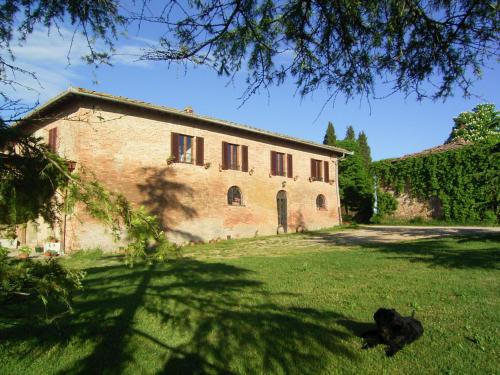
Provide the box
[17,87,353,156]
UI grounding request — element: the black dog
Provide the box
[361,308,423,356]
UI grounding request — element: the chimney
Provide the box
[183,106,193,114]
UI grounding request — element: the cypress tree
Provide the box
[357,131,372,167]
[323,121,337,146]
[345,126,355,141]
[336,138,374,223]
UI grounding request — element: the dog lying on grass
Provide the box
[362,308,424,356]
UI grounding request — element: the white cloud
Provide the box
[5,61,81,104]
[2,27,154,104]
[9,28,90,67]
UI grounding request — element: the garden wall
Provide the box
[382,191,442,221]
[373,142,499,224]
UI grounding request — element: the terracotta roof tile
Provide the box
[19,87,352,156]
[387,140,470,162]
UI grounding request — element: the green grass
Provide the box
[1,231,499,374]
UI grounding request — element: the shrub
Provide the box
[18,246,31,257]
[377,191,398,217]
[409,217,426,224]
[0,251,85,322]
[0,225,17,239]
[482,210,498,225]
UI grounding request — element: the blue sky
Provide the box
[5,26,499,161]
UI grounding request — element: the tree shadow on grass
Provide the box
[307,231,500,270]
[0,259,360,374]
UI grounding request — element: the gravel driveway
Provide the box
[307,225,500,245]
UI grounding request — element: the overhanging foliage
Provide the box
[0,123,176,265]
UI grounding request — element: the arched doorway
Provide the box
[276,190,287,232]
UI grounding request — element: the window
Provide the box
[48,127,58,152]
[228,186,243,205]
[271,151,292,177]
[310,159,323,181]
[316,194,327,210]
[178,134,193,163]
[222,142,248,171]
[171,133,194,163]
[171,133,204,165]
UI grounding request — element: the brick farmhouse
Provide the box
[17,88,351,250]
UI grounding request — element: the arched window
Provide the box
[228,186,243,205]
[316,194,326,210]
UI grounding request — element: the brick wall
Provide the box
[30,99,342,250]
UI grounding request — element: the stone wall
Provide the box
[384,189,443,221]
[26,98,342,250]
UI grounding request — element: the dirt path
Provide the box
[182,225,499,259]
[306,225,500,245]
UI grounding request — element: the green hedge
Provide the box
[372,142,499,224]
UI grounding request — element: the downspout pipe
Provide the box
[335,152,347,225]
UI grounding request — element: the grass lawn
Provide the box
[1,229,499,374]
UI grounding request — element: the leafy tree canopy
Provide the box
[345,126,356,141]
[0,2,172,265]
[0,125,69,224]
[137,0,499,101]
[324,124,374,221]
[446,104,500,144]
[0,0,125,126]
[1,0,498,108]
[336,138,374,223]
[323,121,336,146]
[357,131,372,167]
[0,123,174,266]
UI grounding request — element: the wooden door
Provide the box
[276,190,287,232]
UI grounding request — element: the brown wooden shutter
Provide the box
[222,141,228,169]
[48,127,57,152]
[48,129,53,150]
[196,137,204,166]
[324,161,329,182]
[271,151,277,176]
[310,159,315,179]
[171,133,179,162]
[48,129,53,151]
[287,154,293,178]
[241,145,248,172]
